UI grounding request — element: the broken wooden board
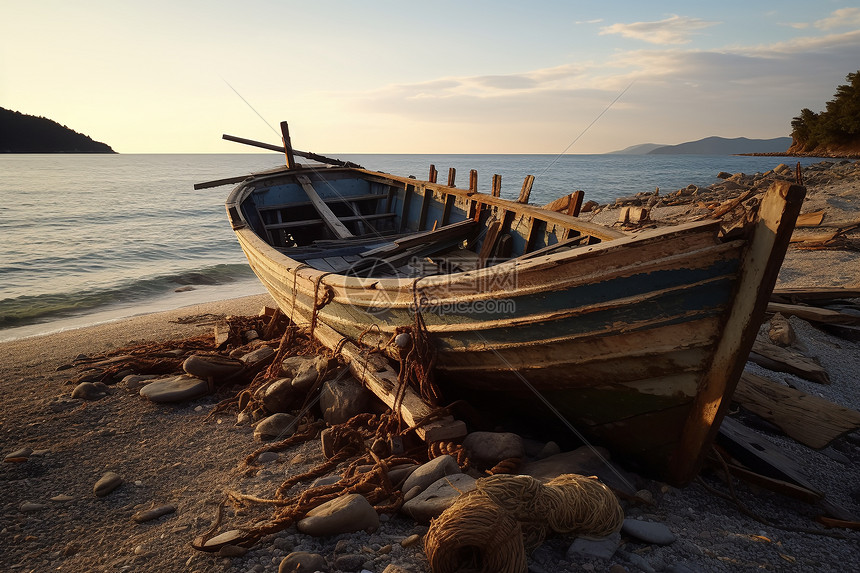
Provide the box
[716,416,823,500]
[795,210,825,227]
[749,339,830,384]
[295,175,353,239]
[311,320,466,443]
[789,230,839,244]
[770,288,860,305]
[733,371,860,449]
[766,302,860,326]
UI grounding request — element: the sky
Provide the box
[2,1,859,154]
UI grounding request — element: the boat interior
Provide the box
[228,164,624,279]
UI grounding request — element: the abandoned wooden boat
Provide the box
[210,125,805,485]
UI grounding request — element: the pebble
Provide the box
[132,504,176,523]
[50,494,75,502]
[621,518,677,545]
[202,530,245,550]
[567,532,621,561]
[400,534,421,548]
[20,502,48,512]
[139,375,209,403]
[4,447,33,462]
[297,493,379,536]
[254,413,297,441]
[93,471,123,497]
[401,473,476,523]
[278,551,327,573]
[401,455,461,495]
[71,381,107,400]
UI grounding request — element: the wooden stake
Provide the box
[280,121,296,169]
[429,164,438,183]
[517,175,534,203]
[447,167,456,187]
[567,190,584,216]
[468,170,478,194]
[491,174,502,197]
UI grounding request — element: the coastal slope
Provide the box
[0,107,115,153]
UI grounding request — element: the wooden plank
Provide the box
[265,212,395,232]
[399,184,414,233]
[477,220,503,267]
[280,121,296,169]
[360,219,478,259]
[517,175,534,204]
[304,258,337,272]
[716,416,823,499]
[441,193,455,226]
[749,340,830,384]
[295,175,353,239]
[515,234,589,261]
[733,371,860,449]
[796,210,825,227]
[417,186,433,231]
[311,320,466,442]
[221,133,362,168]
[671,181,806,485]
[257,193,386,212]
[767,302,860,325]
[568,190,584,216]
[790,230,839,243]
[491,174,502,197]
[771,287,860,304]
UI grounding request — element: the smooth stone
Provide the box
[132,504,176,523]
[320,376,372,426]
[334,554,366,571]
[280,355,322,378]
[20,502,48,512]
[254,413,297,442]
[216,544,248,557]
[401,455,461,495]
[93,471,123,497]
[462,431,525,468]
[567,532,621,561]
[387,464,417,487]
[51,494,75,502]
[262,377,297,413]
[203,529,245,550]
[401,473,476,524]
[310,474,341,488]
[122,374,157,393]
[297,493,379,536]
[182,354,244,379]
[621,518,676,545]
[400,534,421,548]
[4,447,33,462]
[279,551,327,573]
[139,375,209,403]
[241,346,275,364]
[256,451,280,464]
[71,382,106,400]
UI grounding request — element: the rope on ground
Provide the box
[424,473,624,572]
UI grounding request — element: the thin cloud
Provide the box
[575,19,603,25]
[814,7,860,30]
[599,14,718,45]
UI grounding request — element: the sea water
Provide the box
[0,152,827,341]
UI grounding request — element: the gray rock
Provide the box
[402,455,461,495]
[297,493,379,536]
[387,464,417,487]
[401,473,476,523]
[139,375,209,403]
[256,451,280,464]
[262,377,296,413]
[93,471,123,497]
[121,374,157,393]
[320,376,372,425]
[279,551,328,573]
[566,532,621,561]
[132,504,176,523]
[20,501,48,512]
[281,355,321,378]
[622,518,676,545]
[241,346,275,364]
[254,413,297,441]
[71,382,106,400]
[462,431,524,468]
[4,446,33,461]
[202,530,245,551]
[182,354,244,380]
[216,544,247,558]
[334,554,366,571]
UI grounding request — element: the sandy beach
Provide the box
[2,161,859,573]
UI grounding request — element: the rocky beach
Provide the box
[2,159,859,573]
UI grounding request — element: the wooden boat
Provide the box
[206,124,805,485]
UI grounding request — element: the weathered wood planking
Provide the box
[734,371,860,449]
[295,175,353,239]
[748,340,830,384]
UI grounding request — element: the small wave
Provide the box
[0,263,257,330]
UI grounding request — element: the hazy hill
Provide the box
[607,143,667,155]
[646,136,792,155]
[0,107,115,153]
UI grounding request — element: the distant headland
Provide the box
[0,107,115,153]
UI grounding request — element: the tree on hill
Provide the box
[790,71,860,154]
[0,107,115,153]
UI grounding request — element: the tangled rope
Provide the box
[424,473,623,573]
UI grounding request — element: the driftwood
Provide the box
[766,302,860,326]
[733,372,860,449]
[795,210,825,227]
[770,287,860,305]
[748,339,830,384]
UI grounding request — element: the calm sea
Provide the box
[0,152,826,341]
